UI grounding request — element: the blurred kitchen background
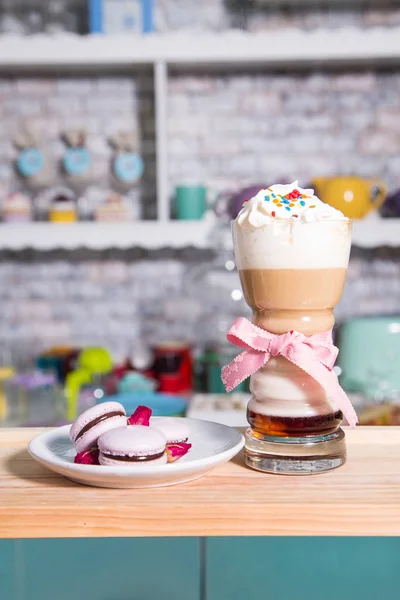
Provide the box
[0,0,400,428]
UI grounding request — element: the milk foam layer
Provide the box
[233,181,351,270]
[249,358,339,418]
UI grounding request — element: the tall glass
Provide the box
[232,218,352,474]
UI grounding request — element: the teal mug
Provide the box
[338,316,400,401]
[175,185,207,220]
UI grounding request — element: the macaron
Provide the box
[151,417,189,444]
[70,401,127,453]
[98,425,167,467]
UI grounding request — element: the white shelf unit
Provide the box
[0,217,397,250]
[2,29,400,68]
[0,221,213,250]
[1,30,400,248]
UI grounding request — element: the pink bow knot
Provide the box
[222,317,358,428]
[269,331,293,357]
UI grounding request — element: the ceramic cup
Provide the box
[175,185,207,220]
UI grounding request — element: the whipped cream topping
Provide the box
[236,181,347,229]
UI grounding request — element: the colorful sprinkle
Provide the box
[300,200,306,206]
[277,203,283,207]
[271,211,276,217]
[271,193,276,198]
[282,199,290,205]
[264,195,270,201]
[273,199,279,204]
[289,203,295,207]
[310,205,316,208]
[293,214,299,218]
[285,206,291,211]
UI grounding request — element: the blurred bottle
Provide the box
[183,221,249,348]
[65,347,113,420]
[0,367,15,423]
[3,371,66,427]
[184,221,251,394]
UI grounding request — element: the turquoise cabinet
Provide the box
[0,540,18,600]
[2,536,400,600]
[206,537,400,600]
[0,538,200,600]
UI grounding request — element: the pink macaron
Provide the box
[151,417,189,444]
[98,425,167,467]
[70,401,127,454]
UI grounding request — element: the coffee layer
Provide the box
[239,267,347,334]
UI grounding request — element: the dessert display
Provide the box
[95,191,134,221]
[2,192,32,222]
[222,181,357,474]
[71,404,191,466]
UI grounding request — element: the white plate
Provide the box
[28,418,244,489]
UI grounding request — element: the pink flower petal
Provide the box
[74,447,100,465]
[127,405,152,426]
[165,442,192,463]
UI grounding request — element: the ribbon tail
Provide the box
[221,349,268,393]
[285,350,358,428]
[332,383,359,429]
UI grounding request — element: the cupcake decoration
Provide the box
[95,190,134,222]
[47,186,77,223]
[2,191,32,222]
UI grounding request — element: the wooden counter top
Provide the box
[0,427,399,539]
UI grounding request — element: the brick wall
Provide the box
[168,70,400,196]
[1,247,399,364]
[0,2,400,360]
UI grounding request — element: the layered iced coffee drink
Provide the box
[232,182,352,473]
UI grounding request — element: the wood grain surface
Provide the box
[0,427,399,539]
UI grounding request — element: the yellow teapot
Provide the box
[312,176,387,219]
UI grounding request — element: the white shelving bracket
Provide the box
[155,60,169,221]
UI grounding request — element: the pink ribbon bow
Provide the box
[221,317,358,428]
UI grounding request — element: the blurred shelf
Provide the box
[352,217,400,248]
[1,28,400,70]
[0,221,213,250]
[0,218,398,250]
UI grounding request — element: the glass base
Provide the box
[244,427,346,475]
